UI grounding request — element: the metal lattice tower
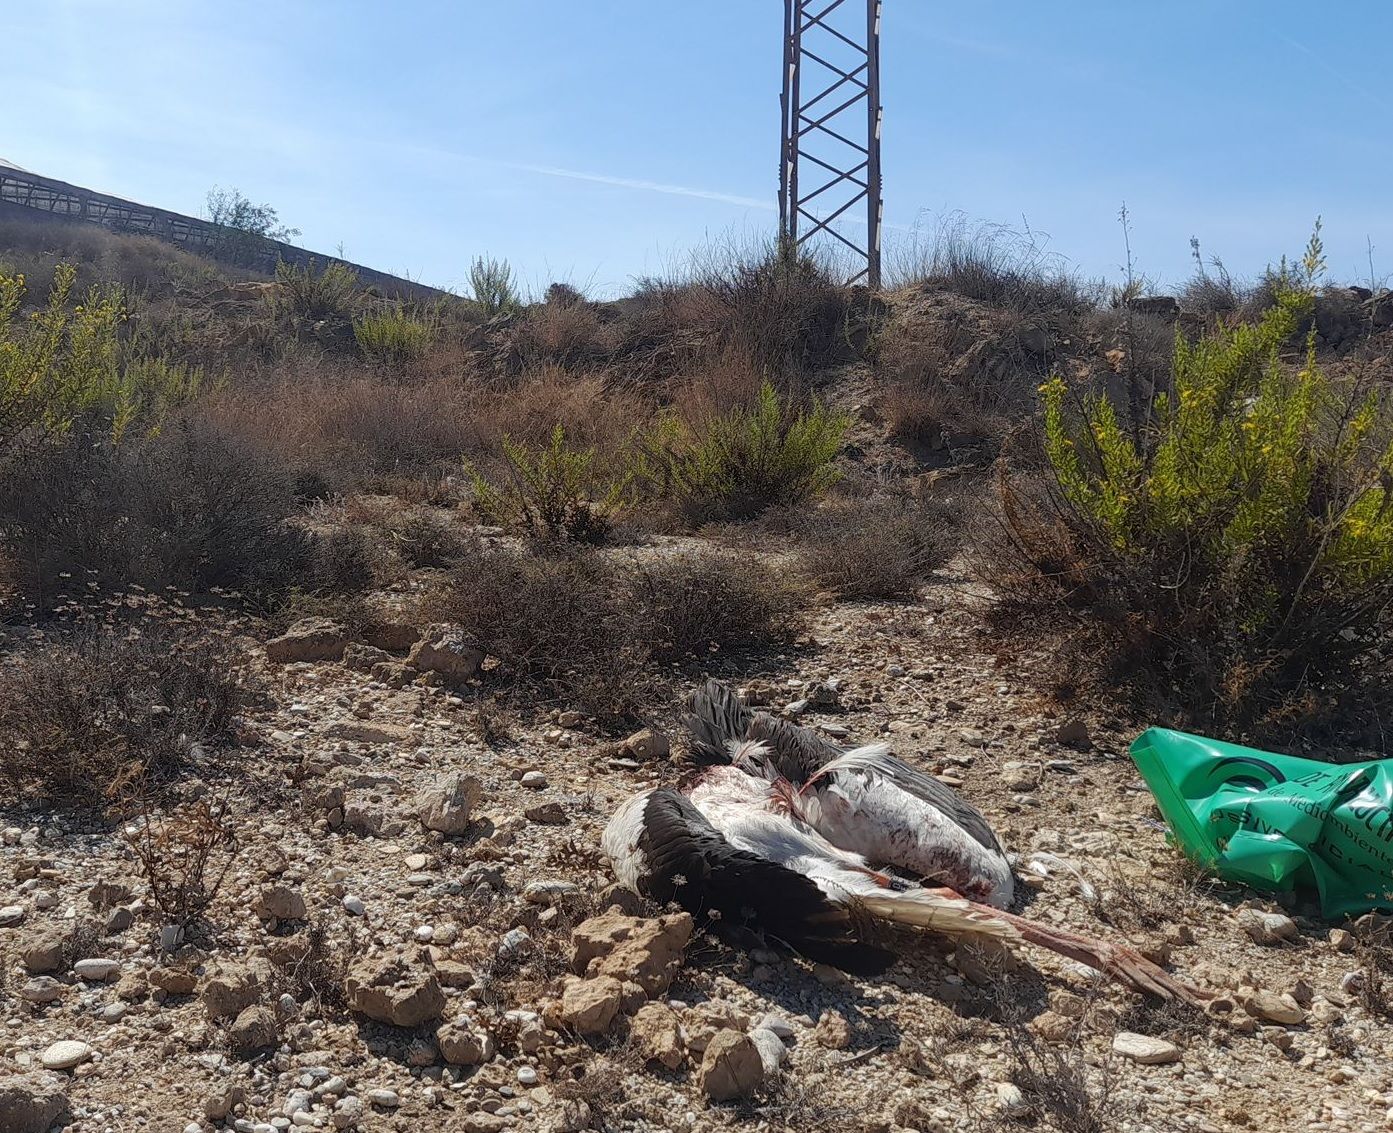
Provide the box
[779,0,883,287]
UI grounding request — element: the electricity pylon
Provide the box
[779,0,883,287]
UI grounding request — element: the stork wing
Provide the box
[811,745,1007,854]
[629,788,896,976]
[683,680,754,763]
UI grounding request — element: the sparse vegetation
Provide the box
[428,539,800,721]
[0,608,248,804]
[469,255,522,318]
[468,424,636,544]
[789,496,953,599]
[121,796,240,933]
[643,380,849,522]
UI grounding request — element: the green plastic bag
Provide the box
[1129,727,1393,918]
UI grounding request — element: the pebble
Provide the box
[21,976,64,1003]
[74,957,120,981]
[0,904,25,926]
[959,729,987,747]
[517,1067,538,1085]
[1236,909,1299,945]
[366,1088,400,1108]
[520,771,548,789]
[42,1039,93,1070]
[342,896,366,916]
[1112,1031,1182,1065]
[414,924,435,942]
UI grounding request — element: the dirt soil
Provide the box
[3,558,1392,1133]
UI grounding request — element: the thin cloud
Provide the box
[490,158,774,211]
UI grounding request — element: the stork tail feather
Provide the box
[856,890,1020,941]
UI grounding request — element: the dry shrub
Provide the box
[427,541,801,722]
[386,511,469,568]
[881,381,955,449]
[0,609,248,804]
[787,496,953,600]
[1,412,321,609]
[634,241,856,376]
[468,366,652,464]
[0,212,238,301]
[120,796,239,933]
[202,372,480,487]
[516,300,622,369]
[889,213,1100,321]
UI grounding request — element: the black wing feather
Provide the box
[636,788,895,976]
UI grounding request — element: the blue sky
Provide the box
[9,1,1393,296]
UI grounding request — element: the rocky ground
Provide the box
[4,564,1393,1133]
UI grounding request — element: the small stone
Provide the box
[995,1081,1031,1119]
[408,626,483,686]
[150,967,198,995]
[959,729,987,748]
[520,771,548,789]
[524,801,567,825]
[1244,990,1307,1025]
[698,1031,764,1101]
[437,1018,495,1065]
[344,953,446,1026]
[416,772,483,836]
[524,880,581,905]
[20,976,64,1004]
[813,1009,851,1050]
[40,1040,92,1071]
[630,1002,684,1070]
[366,1088,400,1108]
[560,976,623,1035]
[266,617,349,663]
[623,729,670,761]
[517,1066,538,1086]
[1330,928,1355,952]
[227,1005,279,1053]
[1112,1032,1181,1065]
[0,905,26,927]
[1000,761,1039,791]
[254,885,306,921]
[18,924,67,973]
[71,955,118,982]
[0,1072,70,1133]
[333,1096,365,1129]
[1236,909,1299,945]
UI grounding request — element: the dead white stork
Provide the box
[685,680,1015,908]
[600,683,1210,1005]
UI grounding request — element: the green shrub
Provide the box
[469,256,521,318]
[643,381,849,522]
[468,424,634,544]
[0,263,122,462]
[272,259,360,324]
[990,233,1393,736]
[0,264,208,464]
[353,308,433,363]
